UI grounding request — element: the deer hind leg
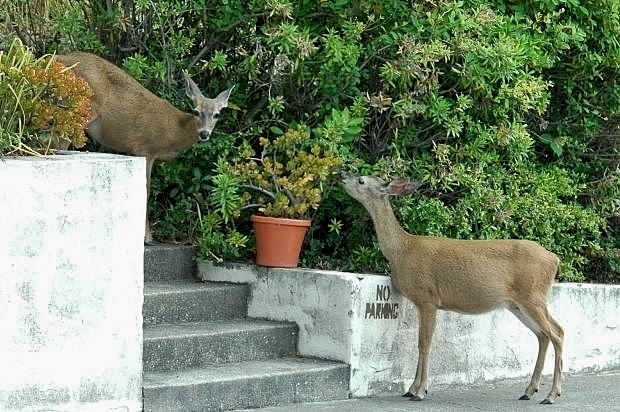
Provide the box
[509,304,549,400]
[541,308,564,404]
[511,302,563,404]
[85,112,102,142]
[53,111,101,150]
[404,305,437,401]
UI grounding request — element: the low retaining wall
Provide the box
[0,153,145,411]
[200,262,620,397]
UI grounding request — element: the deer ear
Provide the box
[214,86,234,108]
[183,71,204,102]
[384,178,422,196]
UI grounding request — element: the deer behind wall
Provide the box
[56,52,232,242]
[342,176,564,405]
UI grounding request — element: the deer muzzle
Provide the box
[198,130,210,141]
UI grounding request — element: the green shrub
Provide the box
[6,0,617,281]
[0,0,69,54]
[228,126,342,219]
[0,38,91,155]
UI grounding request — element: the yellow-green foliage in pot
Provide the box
[230,126,341,267]
[0,38,92,156]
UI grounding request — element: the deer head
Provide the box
[183,72,233,142]
[342,176,422,205]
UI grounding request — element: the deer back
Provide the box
[395,237,559,312]
[57,52,197,158]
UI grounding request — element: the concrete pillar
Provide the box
[0,153,145,411]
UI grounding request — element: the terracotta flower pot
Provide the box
[251,215,311,268]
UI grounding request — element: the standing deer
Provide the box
[342,176,564,404]
[56,52,232,243]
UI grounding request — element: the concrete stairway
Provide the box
[142,245,350,411]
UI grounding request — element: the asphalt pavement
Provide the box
[241,369,620,411]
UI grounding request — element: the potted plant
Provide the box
[227,126,341,267]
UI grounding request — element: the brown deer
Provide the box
[342,176,564,404]
[56,52,232,243]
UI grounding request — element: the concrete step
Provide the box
[143,281,248,325]
[143,358,350,411]
[143,319,298,372]
[144,244,196,281]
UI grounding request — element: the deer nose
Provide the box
[198,130,210,141]
[337,170,355,181]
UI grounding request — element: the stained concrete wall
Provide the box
[0,153,145,411]
[200,263,620,397]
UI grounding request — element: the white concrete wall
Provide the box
[0,153,146,411]
[200,263,620,397]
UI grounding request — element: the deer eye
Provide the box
[358,177,364,185]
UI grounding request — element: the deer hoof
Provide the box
[540,398,554,405]
[409,395,424,401]
[519,395,531,401]
[402,392,413,398]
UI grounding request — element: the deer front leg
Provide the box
[404,305,437,401]
[144,156,156,244]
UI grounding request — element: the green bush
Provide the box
[0,38,91,155]
[4,0,617,281]
[228,126,342,219]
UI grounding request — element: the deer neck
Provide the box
[177,113,200,150]
[365,197,408,263]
